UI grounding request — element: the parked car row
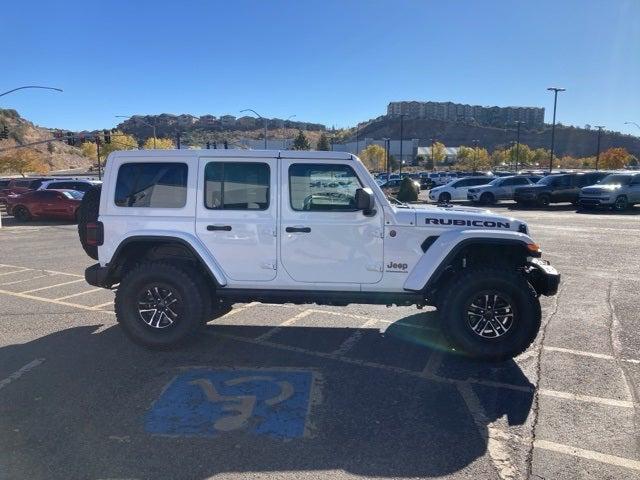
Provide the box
[0,177,101,221]
[423,170,640,212]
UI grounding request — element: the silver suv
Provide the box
[579,172,640,211]
[467,176,539,204]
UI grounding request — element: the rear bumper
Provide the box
[85,263,112,288]
[525,258,560,296]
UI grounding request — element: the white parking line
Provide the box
[20,278,85,294]
[90,301,114,310]
[0,358,45,391]
[255,310,314,342]
[535,439,640,472]
[331,319,378,355]
[53,288,103,301]
[538,388,634,408]
[0,274,52,286]
[0,268,30,277]
[544,345,615,361]
[0,263,82,278]
[0,287,115,314]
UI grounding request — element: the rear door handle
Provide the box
[207,225,232,231]
[285,226,311,233]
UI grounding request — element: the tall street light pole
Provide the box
[473,139,479,172]
[0,85,63,98]
[624,121,640,132]
[594,125,605,170]
[282,115,296,149]
[430,138,436,170]
[547,87,566,173]
[399,114,406,176]
[241,109,267,149]
[116,115,156,148]
[383,138,391,180]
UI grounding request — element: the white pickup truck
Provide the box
[79,150,559,361]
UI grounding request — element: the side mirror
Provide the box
[355,187,375,214]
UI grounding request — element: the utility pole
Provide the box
[473,139,479,172]
[430,138,436,170]
[176,132,181,149]
[240,109,267,149]
[595,125,605,170]
[515,121,523,173]
[95,136,102,180]
[355,124,359,156]
[383,138,390,180]
[547,87,566,173]
[399,114,405,176]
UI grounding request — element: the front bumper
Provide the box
[525,258,560,296]
[579,196,613,206]
[85,263,112,288]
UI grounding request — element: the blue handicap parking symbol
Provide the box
[146,369,315,439]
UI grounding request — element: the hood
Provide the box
[409,204,527,233]
[582,184,622,194]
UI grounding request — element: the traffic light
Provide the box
[0,125,8,140]
[66,131,75,146]
[206,141,210,149]
[103,129,111,144]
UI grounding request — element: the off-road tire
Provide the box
[13,206,31,221]
[114,261,206,349]
[438,192,451,203]
[438,267,541,362]
[77,185,101,260]
[480,192,495,205]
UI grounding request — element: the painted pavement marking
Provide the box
[331,319,378,355]
[53,288,103,301]
[0,359,45,391]
[534,439,640,472]
[19,278,85,294]
[146,368,320,439]
[0,287,115,314]
[0,263,82,278]
[255,309,314,342]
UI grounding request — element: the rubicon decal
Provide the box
[425,218,511,229]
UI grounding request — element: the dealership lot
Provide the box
[0,204,639,480]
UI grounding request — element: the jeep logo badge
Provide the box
[386,261,408,272]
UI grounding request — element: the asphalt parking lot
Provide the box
[0,201,639,480]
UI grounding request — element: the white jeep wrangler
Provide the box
[79,149,559,361]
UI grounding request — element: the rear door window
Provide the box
[204,162,270,210]
[115,162,188,208]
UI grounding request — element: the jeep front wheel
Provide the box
[115,262,206,349]
[438,267,541,361]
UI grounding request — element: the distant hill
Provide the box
[0,109,89,172]
[115,113,326,145]
[356,116,640,158]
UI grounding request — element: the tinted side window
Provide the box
[469,178,490,186]
[204,162,270,210]
[289,164,362,211]
[115,162,188,208]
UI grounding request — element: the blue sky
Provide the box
[2,0,639,135]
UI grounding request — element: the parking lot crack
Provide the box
[606,280,640,455]
[525,285,563,480]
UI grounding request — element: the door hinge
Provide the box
[260,261,277,270]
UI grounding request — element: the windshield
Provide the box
[62,190,84,199]
[598,175,632,186]
[537,175,564,186]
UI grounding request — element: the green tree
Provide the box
[456,145,491,171]
[397,177,418,202]
[316,133,330,151]
[292,130,310,150]
[359,144,386,171]
[81,141,97,160]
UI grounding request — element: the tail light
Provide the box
[86,221,104,246]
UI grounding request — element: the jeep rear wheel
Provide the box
[115,262,206,349]
[438,267,541,361]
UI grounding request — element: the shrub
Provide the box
[397,177,418,202]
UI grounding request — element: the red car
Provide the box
[0,177,50,206]
[7,189,83,222]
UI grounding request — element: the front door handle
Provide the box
[207,225,232,231]
[285,226,311,233]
